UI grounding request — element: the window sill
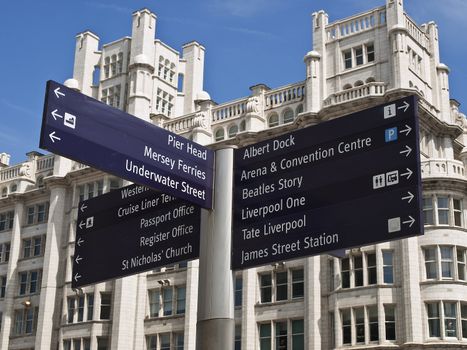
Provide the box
[255,297,304,308]
[144,313,185,322]
[335,61,377,76]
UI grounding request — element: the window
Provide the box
[368,306,379,341]
[0,211,14,231]
[355,47,364,66]
[341,258,350,288]
[176,286,185,314]
[424,247,438,279]
[22,235,45,258]
[235,276,242,307]
[260,273,272,303]
[340,305,382,345]
[367,253,377,285]
[100,293,112,320]
[228,125,239,138]
[462,304,467,339]
[149,286,185,317]
[26,202,49,225]
[101,86,121,108]
[235,325,241,350]
[383,251,394,283]
[87,294,94,321]
[291,319,304,350]
[342,309,351,344]
[147,333,183,350]
[155,88,175,116]
[0,242,10,263]
[259,323,271,350]
[67,297,75,323]
[18,270,41,295]
[384,305,396,340]
[291,269,304,298]
[78,180,104,202]
[366,44,375,62]
[0,276,6,298]
[215,128,225,142]
[424,195,463,227]
[97,337,109,350]
[276,321,287,350]
[268,113,279,127]
[354,256,363,287]
[458,248,466,281]
[149,290,160,317]
[283,109,294,124]
[444,302,457,337]
[441,247,454,278]
[13,307,38,335]
[427,302,441,337]
[438,197,449,225]
[276,271,288,301]
[343,50,352,69]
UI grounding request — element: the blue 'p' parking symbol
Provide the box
[385,127,398,142]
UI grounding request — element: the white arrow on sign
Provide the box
[399,145,412,157]
[402,216,415,227]
[77,237,84,247]
[75,255,83,264]
[398,101,410,113]
[399,124,412,136]
[80,203,87,213]
[49,131,61,143]
[51,109,63,120]
[54,87,65,99]
[74,273,82,282]
[79,220,86,230]
[401,168,413,180]
[402,191,414,203]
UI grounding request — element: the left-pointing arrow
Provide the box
[80,203,88,213]
[49,131,61,143]
[74,273,82,282]
[54,87,65,99]
[51,109,63,120]
[75,255,83,264]
[79,221,85,229]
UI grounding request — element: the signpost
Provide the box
[72,184,200,288]
[232,96,423,269]
[40,80,214,209]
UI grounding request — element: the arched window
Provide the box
[228,125,239,138]
[10,183,17,193]
[1,188,7,198]
[268,113,279,127]
[354,80,364,87]
[296,104,304,116]
[283,108,294,124]
[343,84,352,90]
[365,77,375,83]
[37,176,44,188]
[215,128,225,142]
[239,120,246,132]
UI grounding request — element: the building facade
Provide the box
[1,0,467,349]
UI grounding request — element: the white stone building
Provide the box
[0,0,467,349]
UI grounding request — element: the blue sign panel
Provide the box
[72,184,200,288]
[40,80,214,209]
[232,96,423,269]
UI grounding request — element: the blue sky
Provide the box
[0,0,465,164]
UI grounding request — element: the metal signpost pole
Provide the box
[196,147,235,350]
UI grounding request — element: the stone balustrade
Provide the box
[421,159,465,181]
[324,82,386,107]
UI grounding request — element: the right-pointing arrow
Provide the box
[74,273,82,282]
[402,191,414,203]
[77,237,84,247]
[399,145,412,157]
[49,131,61,143]
[398,101,410,112]
[402,216,415,227]
[399,124,412,136]
[401,168,413,180]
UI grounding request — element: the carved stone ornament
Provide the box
[193,111,210,129]
[19,164,31,177]
[246,96,260,114]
